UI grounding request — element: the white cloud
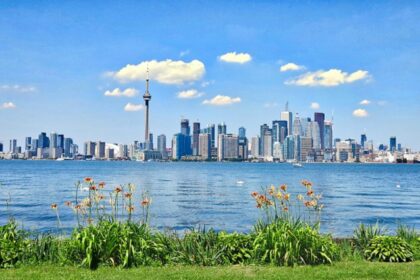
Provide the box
[360,99,371,105]
[177,89,204,99]
[0,84,36,93]
[280,63,304,72]
[264,102,278,108]
[202,95,241,106]
[179,50,190,57]
[218,52,252,64]
[1,102,16,109]
[201,80,214,88]
[353,108,368,117]
[310,102,320,109]
[124,103,144,112]
[109,59,205,85]
[104,88,138,97]
[286,69,369,87]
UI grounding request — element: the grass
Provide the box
[1,261,419,280]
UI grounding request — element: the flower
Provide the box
[307,190,314,197]
[251,191,258,197]
[276,192,282,200]
[64,201,72,207]
[84,177,93,183]
[141,198,150,206]
[114,186,123,193]
[126,206,135,213]
[280,184,287,192]
[297,194,304,201]
[283,207,288,212]
[125,193,132,199]
[283,193,290,201]
[89,185,97,191]
[98,182,106,188]
[268,185,275,195]
[50,203,57,209]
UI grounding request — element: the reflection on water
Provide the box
[0,161,419,236]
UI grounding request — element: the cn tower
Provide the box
[143,76,151,149]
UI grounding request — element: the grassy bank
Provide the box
[2,261,420,280]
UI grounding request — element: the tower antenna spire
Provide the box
[285,101,289,111]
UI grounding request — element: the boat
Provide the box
[292,162,303,168]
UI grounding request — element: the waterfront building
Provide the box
[273,141,282,160]
[202,124,216,148]
[272,120,288,144]
[293,114,303,136]
[148,133,154,150]
[217,122,227,136]
[64,138,73,157]
[0,142,3,152]
[192,122,200,156]
[314,112,325,149]
[390,136,397,152]
[143,75,152,150]
[361,134,367,149]
[250,136,260,158]
[199,133,211,160]
[172,133,191,160]
[238,127,248,160]
[9,139,17,153]
[300,117,311,137]
[282,135,295,160]
[57,134,64,150]
[324,120,333,150]
[95,141,105,159]
[263,130,273,159]
[299,136,312,162]
[307,121,321,150]
[31,139,39,152]
[50,132,58,149]
[238,127,246,139]
[84,141,96,157]
[259,124,270,156]
[280,102,293,137]
[105,148,114,159]
[25,137,31,151]
[181,119,190,136]
[38,132,49,149]
[157,134,167,159]
[217,134,239,161]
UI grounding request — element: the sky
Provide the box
[0,0,419,150]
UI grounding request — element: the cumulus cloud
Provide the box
[104,88,138,97]
[310,102,320,109]
[218,52,252,64]
[202,95,241,106]
[280,63,304,72]
[109,59,205,85]
[0,84,36,93]
[1,102,16,109]
[353,108,368,117]
[177,89,204,99]
[124,103,144,112]
[286,69,369,87]
[360,99,371,105]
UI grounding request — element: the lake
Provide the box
[0,161,419,237]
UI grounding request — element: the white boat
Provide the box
[293,162,303,168]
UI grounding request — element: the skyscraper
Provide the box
[0,142,3,152]
[272,120,288,144]
[263,130,273,159]
[25,137,32,151]
[95,141,106,159]
[192,122,201,156]
[324,120,333,150]
[143,76,152,149]
[157,134,167,158]
[361,134,367,149]
[64,138,73,157]
[280,102,293,137]
[9,139,17,153]
[217,123,227,135]
[390,136,397,152]
[57,134,64,150]
[314,112,325,149]
[250,136,260,158]
[293,114,303,136]
[217,134,238,161]
[259,124,270,156]
[38,132,49,149]
[181,119,190,135]
[199,133,211,160]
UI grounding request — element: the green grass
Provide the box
[2,261,419,280]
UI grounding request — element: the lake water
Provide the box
[0,161,419,237]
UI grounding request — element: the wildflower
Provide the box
[268,185,275,195]
[125,193,132,199]
[64,201,72,207]
[283,207,288,212]
[276,192,282,200]
[89,185,97,191]
[98,182,106,189]
[297,194,304,201]
[75,204,82,210]
[114,186,123,193]
[126,206,135,213]
[307,190,314,197]
[251,191,258,197]
[97,194,105,201]
[51,203,57,209]
[310,200,318,207]
[280,184,287,192]
[283,193,290,201]
[304,201,311,207]
[84,177,93,183]
[141,198,151,206]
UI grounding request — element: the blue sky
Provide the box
[0,1,419,150]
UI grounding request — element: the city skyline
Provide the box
[1,1,419,149]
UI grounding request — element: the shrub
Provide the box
[218,232,253,264]
[364,236,413,262]
[252,219,338,266]
[354,223,387,251]
[396,225,420,259]
[0,221,29,268]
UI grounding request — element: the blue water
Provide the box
[0,161,419,237]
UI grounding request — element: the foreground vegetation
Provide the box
[0,178,419,275]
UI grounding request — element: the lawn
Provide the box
[2,261,419,280]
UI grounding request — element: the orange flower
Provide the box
[276,192,282,200]
[141,198,150,206]
[114,186,122,193]
[125,193,132,199]
[297,194,304,201]
[251,191,258,197]
[283,207,288,212]
[84,177,93,183]
[307,190,314,197]
[97,195,105,200]
[304,201,311,207]
[284,193,290,201]
[126,206,135,213]
[50,203,57,209]
[75,204,82,210]
[98,182,106,188]
[280,184,287,192]
[89,185,97,191]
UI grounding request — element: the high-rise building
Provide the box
[259,124,270,156]
[280,102,293,137]
[84,141,96,157]
[172,133,191,160]
[50,133,58,148]
[31,139,39,152]
[143,76,152,150]
[217,123,227,135]
[300,117,311,137]
[217,134,238,161]
[9,139,17,153]
[299,137,312,162]
[272,120,288,144]
[361,134,367,149]
[57,134,64,149]
[199,133,211,160]
[293,114,303,136]
[64,138,73,157]
[390,136,397,152]
[179,119,192,156]
[282,135,295,160]
[38,132,49,149]
[105,148,114,159]
[263,130,273,159]
[238,127,246,139]
[157,134,167,159]
[95,141,106,159]
[192,122,201,156]
[324,121,333,150]
[181,119,190,136]
[0,142,3,152]
[314,112,325,149]
[307,121,321,149]
[202,124,216,148]
[273,142,282,160]
[25,137,31,151]
[250,136,260,158]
